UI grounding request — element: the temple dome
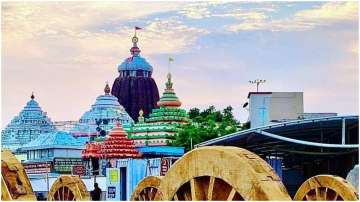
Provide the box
[118,55,153,72]
[71,83,133,138]
[1,93,55,151]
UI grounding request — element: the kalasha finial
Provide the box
[139,109,144,117]
[165,73,173,90]
[31,92,35,100]
[104,82,110,94]
[130,26,142,56]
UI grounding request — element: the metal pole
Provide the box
[46,172,49,192]
[342,118,346,145]
[190,137,193,150]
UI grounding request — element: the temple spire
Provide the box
[157,71,181,108]
[104,82,111,95]
[138,109,145,123]
[31,92,35,100]
[130,26,142,56]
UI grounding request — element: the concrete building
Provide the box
[247,92,337,128]
[248,92,304,128]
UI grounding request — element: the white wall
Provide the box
[249,92,304,128]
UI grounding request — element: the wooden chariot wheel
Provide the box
[293,175,359,201]
[1,150,37,201]
[131,176,163,201]
[154,146,291,201]
[48,175,90,201]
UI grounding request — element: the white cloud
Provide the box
[226,2,358,32]
[2,2,208,67]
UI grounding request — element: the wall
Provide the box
[249,92,304,128]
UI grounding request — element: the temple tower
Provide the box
[111,31,160,122]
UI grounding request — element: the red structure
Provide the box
[101,122,142,159]
[82,142,102,159]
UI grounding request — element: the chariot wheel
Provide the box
[293,175,359,201]
[1,150,37,201]
[154,146,291,201]
[131,176,163,201]
[48,175,90,201]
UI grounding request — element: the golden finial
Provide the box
[104,82,110,94]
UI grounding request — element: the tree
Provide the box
[172,106,240,151]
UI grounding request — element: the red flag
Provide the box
[135,26,142,30]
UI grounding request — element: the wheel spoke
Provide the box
[315,187,320,199]
[227,188,237,201]
[190,178,197,200]
[333,192,339,201]
[324,187,328,200]
[207,176,215,200]
[56,189,61,200]
[138,193,143,201]
[62,186,65,201]
[184,192,191,201]
[66,186,71,201]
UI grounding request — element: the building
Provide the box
[111,32,160,122]
[53,121,77,132]
[197,115,358,196]
[1,93,56,151]
[71,83,133,139]
[128,73,189,147]
[20,131,86,175]
[82,122,141,175]
[247,92,337,128]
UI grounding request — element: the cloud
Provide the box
[226,2,358,32]
[2,2,208,67]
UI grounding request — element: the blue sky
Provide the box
[1,1,358,127]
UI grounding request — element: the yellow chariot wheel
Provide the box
[154,146,291,201]
[131,176,163,201]
[48,175,90,201]
[1,149,37,201]
[293,175,359,201]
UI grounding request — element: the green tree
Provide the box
[172,106,241,151]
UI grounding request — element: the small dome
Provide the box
[118,55,153,72]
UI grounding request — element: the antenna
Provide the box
[249,79,266,92]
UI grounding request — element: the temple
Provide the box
[1,93,55,151]
[128,73,189,147]
[82,122,141,175]
[101,122,141,159]
[21,131,86,174]
[111,31,160,122]
[71,83,133,139]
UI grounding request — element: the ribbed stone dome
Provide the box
[1,93,55,151]
[118,55,153,72]
[71,83,133,138]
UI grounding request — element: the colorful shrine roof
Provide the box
[157,73,182,108]
[82,142,102,159]
[128,73,189,147]
[21,131,86,151]
[118,35,153,72]
[101,122,141,159]
[1,93,56,151]
[71,83,133,138]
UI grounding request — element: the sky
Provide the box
[1,1,359,128]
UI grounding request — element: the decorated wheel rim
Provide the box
[154,146,291,201]
[131,176,163,201]
[293,175,359,201]
[48,175,90,201]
